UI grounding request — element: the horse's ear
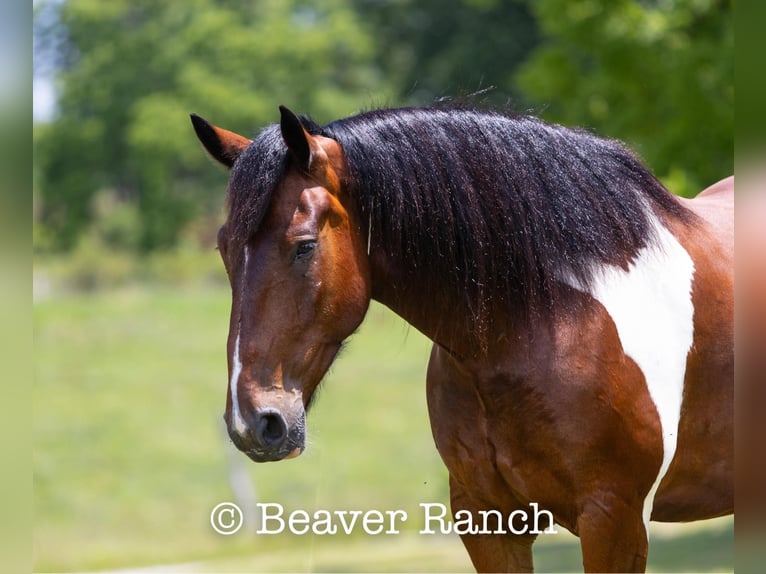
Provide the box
[190,114,251,169]
[279,105,313,172]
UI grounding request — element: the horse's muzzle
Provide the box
[227,406,306,462]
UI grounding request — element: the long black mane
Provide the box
[227,106,692,341]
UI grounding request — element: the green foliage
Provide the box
[34,0,733,252]
[516,0,733,197]
[36,236,227,293]
[354,0,539,106]
[34,0,384,251]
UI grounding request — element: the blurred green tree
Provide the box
[516,0,733,197]
[355,0,539,107]
[35,0,733,252]
[35,0,383,251]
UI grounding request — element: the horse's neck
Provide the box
[368,252,485,359]
[367,246,563,368]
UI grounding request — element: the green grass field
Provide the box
[33,284,733,572]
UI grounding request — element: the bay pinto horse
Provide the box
[191,106,733,573]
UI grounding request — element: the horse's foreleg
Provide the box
[577,494,648,573]
[450,476,537,573]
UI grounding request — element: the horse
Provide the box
[190,105,733,573]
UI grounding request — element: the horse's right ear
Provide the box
[279,105,313,172]
[190,114,251,169]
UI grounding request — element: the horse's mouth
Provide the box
[285,446,303,459]
[242,444,304,463]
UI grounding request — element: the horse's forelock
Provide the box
[225,124,288,250]
[226,116,325,250]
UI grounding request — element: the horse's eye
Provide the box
[294,240,317,261]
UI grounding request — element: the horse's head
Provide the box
[192,107,371,462]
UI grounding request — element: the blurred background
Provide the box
[33,0,733,571]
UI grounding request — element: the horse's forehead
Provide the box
[271,137,345,213]
[243,174,320,242]
[273,172,316,214]
[224,133,345,248]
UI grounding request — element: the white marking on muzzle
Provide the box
[230,247,250,436]
[564,213,695,535]
[230,333,247,435]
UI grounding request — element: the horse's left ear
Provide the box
[279,105,314,172]
[190,114,251,169]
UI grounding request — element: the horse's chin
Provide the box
[284,446,303,459]
[242,443,304,463]
[302,341,345,412]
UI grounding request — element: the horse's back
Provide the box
[696,175,734,199]
[680,176,734,256]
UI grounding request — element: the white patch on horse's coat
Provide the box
[230,333,247,435]
[564,214,695,536]
[230,247,250,436]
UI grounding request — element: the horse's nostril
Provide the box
[255,410,287,447]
